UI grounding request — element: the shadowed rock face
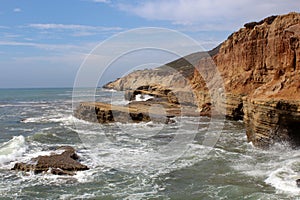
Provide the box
[243,99,300,148]
[244,15,278,29]
[12,146,89,175]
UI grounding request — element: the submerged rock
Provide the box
[296,179,300,187]
[12,146,89,175]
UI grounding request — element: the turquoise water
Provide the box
[0,88,299,199]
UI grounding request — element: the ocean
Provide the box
[0,88,299,199]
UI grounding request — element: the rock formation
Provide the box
[12,146,89,175]
[78,12,300,147]
[74,84,210,124]
[213,12,300,147]
[102,51,214,91]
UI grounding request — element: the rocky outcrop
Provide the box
[81,12,300,147]
[124,84,172,101]
[75,101,177,124]
[12,146,89,175]
[189,12,300,147]
[243,99,300,147]
[102,50,219,92]
[74,85,211,124]
[103,68,189,91]
[212,12,300,146]
[215,12,300,97]
[124,84,198,106]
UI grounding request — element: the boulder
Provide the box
[12,146,89,175]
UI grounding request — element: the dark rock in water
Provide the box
[296,179,300,187]
[12,146,89,175]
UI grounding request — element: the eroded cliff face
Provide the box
[104,68,190,91]
[101,12,300,147]
[243,99,300,147]
[212,12,300,147]
[215,13,300,98]
[103,51,207,91]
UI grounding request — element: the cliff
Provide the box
[213,12,300,147]
[103,49,219,91]
[98,12,300,147]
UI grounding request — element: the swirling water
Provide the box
[0,88,299,199]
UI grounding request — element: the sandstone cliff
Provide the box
[213,12,300,147]
[100,12,300,147]
[103,50,219,91]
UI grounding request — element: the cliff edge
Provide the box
[101,12,300,147]
[213,12,300,147]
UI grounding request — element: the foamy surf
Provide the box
[135,94,154,101]
[21,115,75,125]
[1,88,300,199]
[0,136,27,167]
[265,165,300,194]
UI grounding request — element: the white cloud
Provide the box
[26,23,123,37]
[13,8,21,12]
[3,34,21,39]
[117,0,300,30]
[0,40,94,52]
[27,23,121,31]
[92,0,110,3]
[12,53,87,65]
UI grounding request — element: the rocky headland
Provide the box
[75,12,300,148]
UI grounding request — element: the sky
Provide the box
[0,0,299,88]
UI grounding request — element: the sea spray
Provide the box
[0,136,27,166]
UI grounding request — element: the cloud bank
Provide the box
[27,23,122,31]
[118,0,300,30]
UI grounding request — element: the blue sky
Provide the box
[0,0,299,88]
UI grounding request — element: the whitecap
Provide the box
[135,94,154,102]
[21,115,75,125]
[21,117,48,123]
[265,165,300,194]
[0,136,27,166]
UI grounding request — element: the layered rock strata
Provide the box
[243,99,300,147]
[213,12,300,146]
[96,12,300,147]
[74,85,211,124]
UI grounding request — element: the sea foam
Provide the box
[0,136,27,166]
